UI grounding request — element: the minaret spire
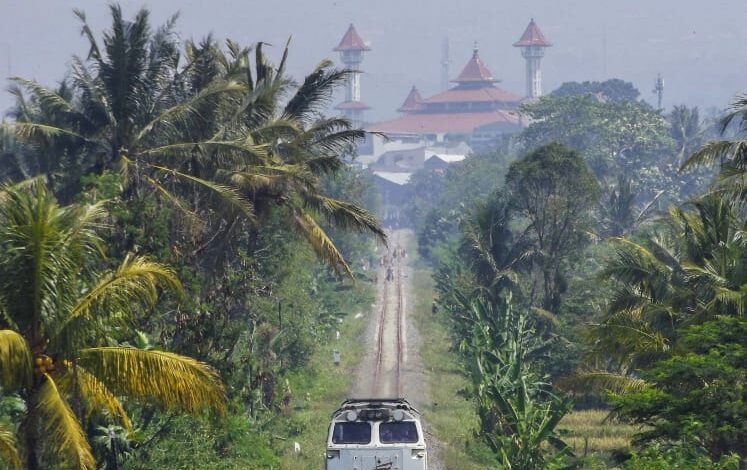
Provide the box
[440,38,450,91]
[334,24,370,125]
[513,19,552,99]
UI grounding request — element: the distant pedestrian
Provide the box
[431,300,438,315]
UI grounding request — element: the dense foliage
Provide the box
[0,5,382,468]
[414,75,746,466]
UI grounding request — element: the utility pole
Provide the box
[653,73,664,110]
[440,37,450,91]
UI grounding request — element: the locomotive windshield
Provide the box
[379,421,419,443]
[332,422,371,444]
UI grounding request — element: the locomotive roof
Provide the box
[332,398,420,418]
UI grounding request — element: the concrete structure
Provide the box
[513,19,552,99]
[334,24,370,125]
[368,144,469,173]
[371,172,412,227]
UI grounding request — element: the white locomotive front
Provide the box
[326,398,427,470]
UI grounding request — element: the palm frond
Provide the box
[283,61,349,120]
[139,139,269,164]
[73,9,102,61]
[143,175,205,233]
[302,194,386,242]
[0,424,21,470]
[135,79,247,144]
[33,374,95,470]
[0,330,32,391]
[681,139,747,171]
[79,347,225,415]
[557,370,646,395]
[62,201,109,258]
[62,255,182,328]
[57,366,132,429]
[293,211,353,278]
[9,77,76,116]
[1,123,86,142]
[146,163,256,221]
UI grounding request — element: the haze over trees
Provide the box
[0,5,383,468]
[413,76,745,467]
[0,3,745,469]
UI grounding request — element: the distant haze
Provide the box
[1,0,746,121]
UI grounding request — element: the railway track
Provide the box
[372,235,405,397]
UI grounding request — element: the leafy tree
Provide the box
[406,144,515,262]
[552,78,640,103]
[610,316,747,461]
[0,183,224,469]
[520,94,674,188]
[506,143,600,313]
[625,443,739,469]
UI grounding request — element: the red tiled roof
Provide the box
[366,110,520,135]
[334,24,370,51]
[335,100,370,110]
[453,48,496,83]
[398,86,424,112]
[513,19,552,47]
[424,86,522,104]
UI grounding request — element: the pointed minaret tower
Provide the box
[398,86,423,114]
[513,19,552,99]
[334,24,370,124]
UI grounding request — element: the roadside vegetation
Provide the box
[0,4,746,469]
[409,242,495,469]
[0,5,381,468]
[407,79,746,468]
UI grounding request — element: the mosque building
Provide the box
[331,20,552,224]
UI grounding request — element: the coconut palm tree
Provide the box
[5,5,384,276]
[573,194,747,393]
[459,190,522,299]
[670,105,704,164]
[0,182,225,470]
[682,96,747,202]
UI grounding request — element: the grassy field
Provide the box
[276,284,374,469]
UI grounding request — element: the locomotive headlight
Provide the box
[345,410,358,422]
[392,410,404,421]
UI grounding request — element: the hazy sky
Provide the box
[1,0,746,121]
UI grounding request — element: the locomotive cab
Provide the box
[326,398,427,470]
